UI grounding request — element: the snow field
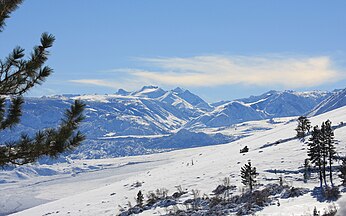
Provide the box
[9,106,346,215]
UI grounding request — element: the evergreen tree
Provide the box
[308,126,324,187]
[136,190,144,207]
[307,121,336,188]
[320,122,328,187]
[240,161,258,192]
[338,158,346,186]
[295,116,311,139]
[324,120,336,186]
[0,0,85,167]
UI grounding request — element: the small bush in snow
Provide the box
[212,177,237,199]
[146,191,159,205]
[312,204,338,216]
[281,187,309,199]
[322,187,340,201]
[131,181,142,188]
[321,204,337,216]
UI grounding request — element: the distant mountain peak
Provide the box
[140,85,159,90]
[172,87,185,94]
[131,86,166,98]
[116,88,130,96]
[171,88,212,111]
[265,90,278,95]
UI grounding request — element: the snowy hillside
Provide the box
[185,90,330,130]
[185,101,266,129]
[68,129,236,159]
[240,90,330,117]
[3,106,346,215]
[1,86,209,141]
[309,89,346,116]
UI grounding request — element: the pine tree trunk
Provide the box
[323,156,327,187]
[319,164,323,188]
[329,157,333,186]
[249,176,252,192]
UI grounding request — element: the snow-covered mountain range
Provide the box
[186,90,331,129]
[1,86,346,159]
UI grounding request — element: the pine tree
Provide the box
[324,120,336,186]
[0,0,85,167]
[136,190,144,207]
[338,158,346,186]
[240,161,258,192]
[320,122,328,187]
[296,116,311,139]
[307,121,337,188]
[308,126,324,187]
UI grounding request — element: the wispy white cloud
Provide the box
[130,55,344,88]
[68,79,143,90]
[70,55,345,89]
[69,79,120,89]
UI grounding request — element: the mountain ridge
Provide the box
[1,86,345,159]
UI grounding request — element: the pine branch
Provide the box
[0,100,86,167]
[0,96,23,130]
[0,0,23,32]
[0,33,55,95]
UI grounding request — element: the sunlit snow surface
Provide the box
[2,106,346,215]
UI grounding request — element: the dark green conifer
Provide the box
[240,161,258,192]
[136,190,144,207]
[324,120,336,186]
[295,116,311,139]
[308,126,324,187]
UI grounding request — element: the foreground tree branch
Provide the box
[0,0,85,167]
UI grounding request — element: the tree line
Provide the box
[297,116,346,191]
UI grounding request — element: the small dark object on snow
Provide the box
[240,146,249,153]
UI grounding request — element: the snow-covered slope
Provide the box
[242,90,330,117]
[158,91,204,118]
[5,104,346,216]
[185,101,266,129]
[309,88,346,116]
[0,95,185,140]
[67,129,235,159]
[171,87,213,111]
[131,86,167,99]
[186,90,330,130]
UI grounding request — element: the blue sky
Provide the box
[1,0,346,102]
